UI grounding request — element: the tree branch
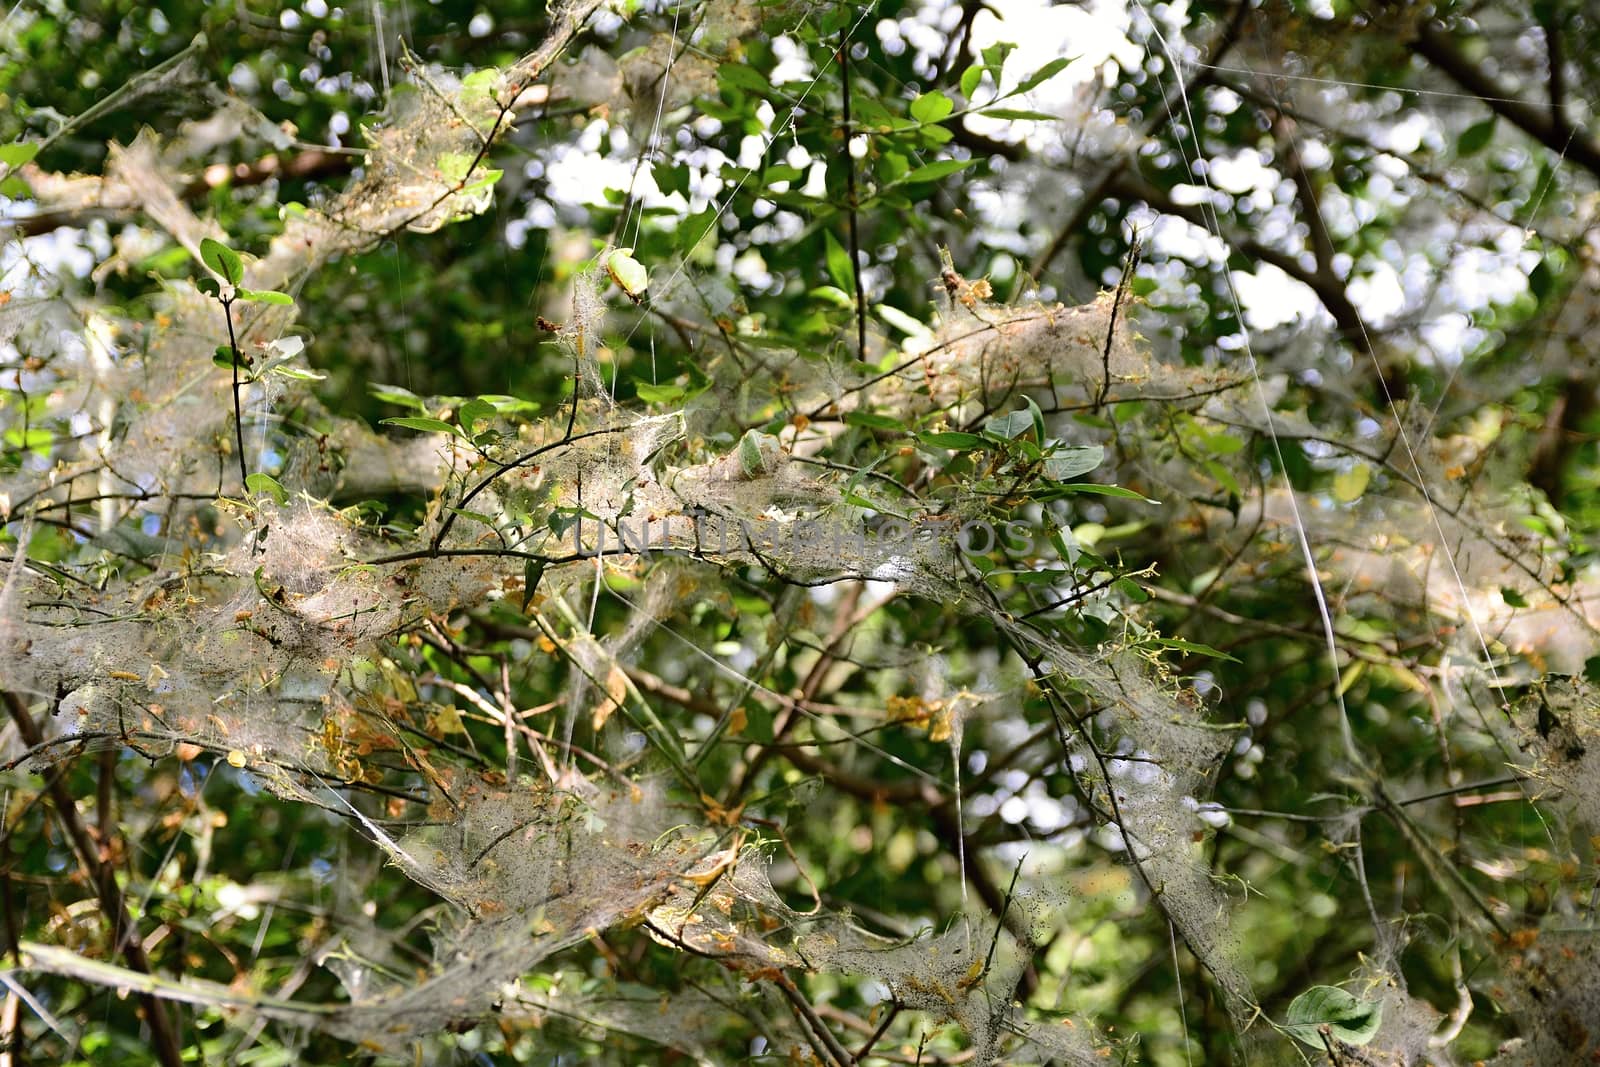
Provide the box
[1411,20,1600,180]
[1273,113,1372,355]
[1104,169,1370,351]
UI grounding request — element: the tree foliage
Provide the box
[3,0,1600,1063]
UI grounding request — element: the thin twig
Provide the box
[220,296,249,488]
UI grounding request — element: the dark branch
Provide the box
[1411,20,1600,180]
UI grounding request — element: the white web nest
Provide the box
[6,2,1597,1062]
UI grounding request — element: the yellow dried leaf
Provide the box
[427,704,465,735]
[685,848,739,887]
[592,666,627,731]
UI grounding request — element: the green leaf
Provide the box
[636,381,687,404]
[1013,56,1073,95]
[762,164,803,184]
[1113,576,1150,602]
[1200,430,1245,454]
[369,383,427,412]
[810,284,854,308]
[437,151,476,183]
[843,488,911,519]
[841,490,879,513]
[547,507,596,539]
[457,398,496,435]
[212,346,238,369]
[909,91,954,124]
[460,66,501,106]
[0,142,40,170]
[522,558,545,613]
[1331,462,1370,502]
[1501,586,1529,608]
[879,148,910,184]
[1528,258,1555,302]
[844,411,905,433]
[244,473,288,505]
[875,303,931,338]
[1025,394,1046,444]
[985,409,1033,439]
[852,96,897,130]
[738,429,771,478]
[1142,636,1240,663]
[718,62,773,97]
[744,701,775,743]
[4,426,52,454]
[1044,445,1105,481]
[900,158,979,184]
[655,162,691,198]
[1457,116,1496,156]
[980,107,1056,121]
[270,366,326,381]
[1046,483,1159,503]
[1283,986,1382,1048]
[237,288,294,306]
[678,207,718,252]
[200,238,244,285]
[459,168,503,194]
[381,416,462,436]
[1204,459,1241,497]
[960,64,984,99]
[919,431,984,450]
[444,506,496,525]
[824,230,856,295]
[980,42,1016,74]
